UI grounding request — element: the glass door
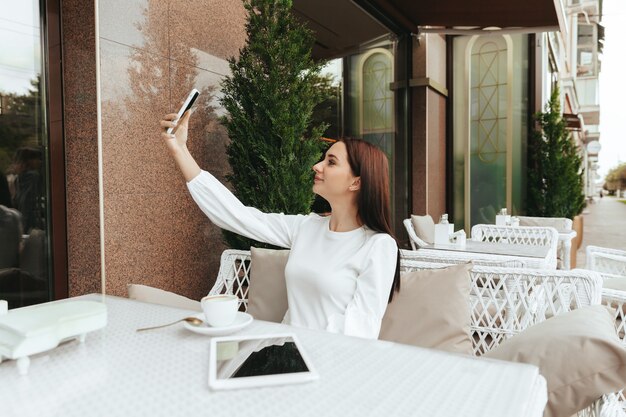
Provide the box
[452,34,529,231]
[0,0,52,307]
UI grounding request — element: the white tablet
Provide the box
[208,333,318,390]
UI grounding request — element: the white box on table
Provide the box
[0,299,107,375]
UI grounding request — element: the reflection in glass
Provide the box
[317,59,343,140]
[216,337,309,380]
[0,0,50,308]
[576,24,597,77]
[360,49,394,159]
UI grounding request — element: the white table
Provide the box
[0,295,547,417]
[422,241,552,268]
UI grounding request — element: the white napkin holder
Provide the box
[451,230,467,247]
[434,222,454,244]
[0,299,107,375]
[495,214,511,226]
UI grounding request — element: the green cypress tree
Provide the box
[527,87,586,219]
[219,0,328,249]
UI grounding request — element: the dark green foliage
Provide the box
[219,0,328,249]
[527,87,585,219]
[0,77,42,172]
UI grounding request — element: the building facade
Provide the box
[0,0,574,304]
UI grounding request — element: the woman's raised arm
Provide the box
[159,111,304,248]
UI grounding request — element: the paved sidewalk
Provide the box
[576,196,626,268]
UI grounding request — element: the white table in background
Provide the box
[0,295,547,417]
[422,240,552,269]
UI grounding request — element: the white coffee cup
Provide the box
[201,294,239,327]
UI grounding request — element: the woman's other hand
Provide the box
[160,110,191,155]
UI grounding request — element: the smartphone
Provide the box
[167,88,200,134]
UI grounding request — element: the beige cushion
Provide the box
[247,247,290,323]
[410,214,435,244]
[127,284,201,311]
[517,216,572,232]
[484,305,626,417]
[379,263,473,354]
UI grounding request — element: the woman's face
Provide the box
[312,142,360,201]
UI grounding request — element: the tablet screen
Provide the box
[215,336,310,380]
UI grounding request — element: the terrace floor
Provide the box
[576,195,626,268]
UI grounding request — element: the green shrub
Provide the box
[527,87,585,219]
[219,0,328,249]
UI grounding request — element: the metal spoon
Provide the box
[136,317,204,332]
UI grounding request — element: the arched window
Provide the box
[359,48,394,156]
[466,35,513,227]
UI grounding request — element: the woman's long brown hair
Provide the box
[341,138,401,303]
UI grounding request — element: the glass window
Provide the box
[469,39,508,227]
[577,24,597,77]
[315,44,405,235]
[0,0,52,308]
[452,34,529,230]
[360,50,394,156]
[354,48,395,214]
[317,59,343,140]
[577,24,595,46]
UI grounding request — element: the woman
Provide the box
[160,111,400,339]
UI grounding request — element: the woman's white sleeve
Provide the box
[186,170,304,248]
[326,235,398,339]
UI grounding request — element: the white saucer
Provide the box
[183,312,253,336]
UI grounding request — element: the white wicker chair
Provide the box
[211,249,621,415]
[585,246,626,410]
[517,215,576,270]
[400,261,603,352]
[602,288,626,409]
[403,218,430,250]
[586,246,626,279]
[401,260,623,416]
[399,249,528,268]
[471,224,560,270]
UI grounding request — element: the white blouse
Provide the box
[187,170,398,339]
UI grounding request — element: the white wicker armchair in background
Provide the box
[403,218,430,249]
[586,246,626,279]
[470,224,560,270]
[585,245,626,409]
[602,288,626,408]
[517,216,576,270]
[400,260,603,354]
[401,260,621,416]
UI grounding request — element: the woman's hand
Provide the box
[159,110,201,182]
[160,110,191,155]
